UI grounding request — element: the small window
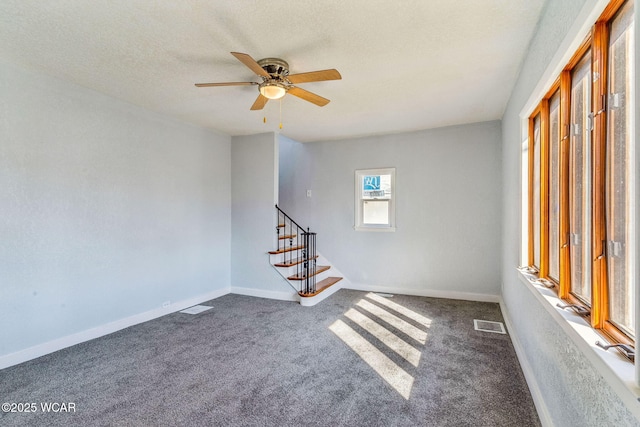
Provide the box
[355,168,396,231]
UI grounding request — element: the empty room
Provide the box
[1,0,638,426]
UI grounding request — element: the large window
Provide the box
[569,52,592,304]
[524,0,635,355]
[606,0,635,337]
[355,168,396,231]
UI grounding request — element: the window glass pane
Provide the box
[533,114,541,269]
[363,175,391,199]
[606,0,635,336]
[549,92,561,280]
[363,200,390,225]
[569,52,592,304]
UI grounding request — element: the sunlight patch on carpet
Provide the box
[344,308,422,367]
[356,299,427,344]
[329,319,414,399]
[366,293,432,328]
[330,295,434,400]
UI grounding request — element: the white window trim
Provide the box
[354,168,396,232]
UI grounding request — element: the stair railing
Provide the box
[275,205,317,294]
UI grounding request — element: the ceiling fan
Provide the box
[195,52,341,110]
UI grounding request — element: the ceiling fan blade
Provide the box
[287,69,342,84]
[250,94,269,110]
[287,86,330,107]
[195,82,258,87]
[231,52,270,78]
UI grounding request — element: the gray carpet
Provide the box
[0,290,540,426]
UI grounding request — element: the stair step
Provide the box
[299,276,343,297]
[268,245,305,255]
[287,265,330,280]
[277,223,285,228]
[274,255,318,268]
[278,234,297,240]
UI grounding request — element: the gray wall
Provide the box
[231,133,294,296]
[0,58,232,358]
[501,0,640,425]
[278,121,503,299]
[278,134,300,214]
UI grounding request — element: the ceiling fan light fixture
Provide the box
[259,82,286,100]
[195,52,339,110]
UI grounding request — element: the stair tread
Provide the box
[274,255,318,268]
[268,245,305,254]
[299,276,343,297]
[287,265,330,280]
[278,234,297,240]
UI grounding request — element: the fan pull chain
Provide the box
[261,100,283,129]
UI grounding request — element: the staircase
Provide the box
[268,205,344,306]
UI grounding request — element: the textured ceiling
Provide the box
[0,1,546,142]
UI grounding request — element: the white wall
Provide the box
[231,133,296,298]
[501,0,640,424]
[278,121,502,300]
[0,58,232,361]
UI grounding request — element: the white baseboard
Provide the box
[344,283,500,303]
[499,298,553,427]
[230,286,299,302]
[0,287,230,370]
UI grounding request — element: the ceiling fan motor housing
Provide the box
[257,58,290,80]
[257,58,290,99]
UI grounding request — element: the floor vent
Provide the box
[473,319,506,334]
[180,305,213,315]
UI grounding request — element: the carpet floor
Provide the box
[0,290,540,426]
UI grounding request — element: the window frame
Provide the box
[523,0,635,357]
[354,168,396,232]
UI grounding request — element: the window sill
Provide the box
[354,226,396,232]
[516,268,640,415]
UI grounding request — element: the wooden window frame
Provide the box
[559,71,572,300]
[597,0,636,346]
[524,0,635,355]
